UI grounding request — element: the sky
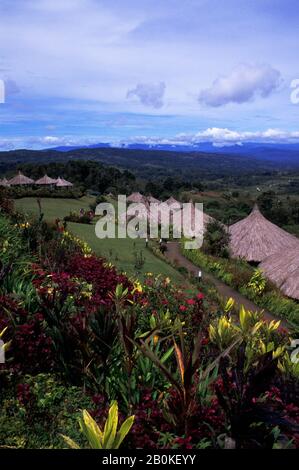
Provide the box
[0,0,299,150]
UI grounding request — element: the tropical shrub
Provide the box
[183,245,299,326]
[64,210,94,224]
[62,401,134,449]
[209,302,299,448]
[1,209,299,449]
[0,374,94,448]
[204,219,230,258]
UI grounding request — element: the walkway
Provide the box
[165,241,289,330]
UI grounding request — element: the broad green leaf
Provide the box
[103,401,118,448]
[80,410,103,449]
[161,346,174,364]
[60,434,81,449]
[239,306,247,331]
[114,415,135,449]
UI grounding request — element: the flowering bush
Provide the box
[1,210,299,449]
[0,295,54,374]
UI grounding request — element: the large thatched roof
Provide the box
[35,174,57,185]
[56,177,73,187]
[260,247,299,300]
[229,204,299,262]
[8,172,35,185]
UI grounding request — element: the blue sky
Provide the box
[0,0,299,149]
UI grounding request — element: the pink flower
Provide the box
[187,299,196,306]
[197,293,204,300]
[179,305,187,312]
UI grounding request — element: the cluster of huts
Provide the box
[126,192,214,230]
[0,172,73,188]
[127,193,299,300]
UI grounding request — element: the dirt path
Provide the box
[165,241,289,330]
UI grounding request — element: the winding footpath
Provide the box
[165,241,289,330]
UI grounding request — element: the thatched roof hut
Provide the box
[0,177,10,187]
[165,196,182,208]
[8,171,35,186]
[127,192,146,203]
[229,204,299,262]
[56,177,73,187]
[35,174,57,185]
[260,247,299,300]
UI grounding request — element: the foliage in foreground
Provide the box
[1,206,299,449]
[62,401,134,449]
[183,246,299,326]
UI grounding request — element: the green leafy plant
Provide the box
[278,350,299,379]
[62,401,134,449]
[247,269,267,296]
[135,320,221,435]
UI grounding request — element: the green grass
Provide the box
[14,196,95,221]
[15,197,188,284]
[68,222,186,283]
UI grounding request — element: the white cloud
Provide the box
[198,64,282,107]
[2,127,299,150]
[127,82,166,108]
[120,127,299,147]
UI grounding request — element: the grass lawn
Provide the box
[14,196,95,221]
[68,222,187,283]
[15,196,189,285]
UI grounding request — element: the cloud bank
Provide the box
[127,82,166,108]
[2,127,299,151]
[120,127,299,147]
[199,64,281,107]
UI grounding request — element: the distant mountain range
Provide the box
[1,142,299,181]
[49,142,299,165]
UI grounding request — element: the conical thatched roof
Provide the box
[229,204,299,262]
[0,177,10,187]
[8,171,35,185]
[127,192,146,203]
[165,196,182,208]
[56,177,73,187]
[260,247,299,300]
[35,174,57,185]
